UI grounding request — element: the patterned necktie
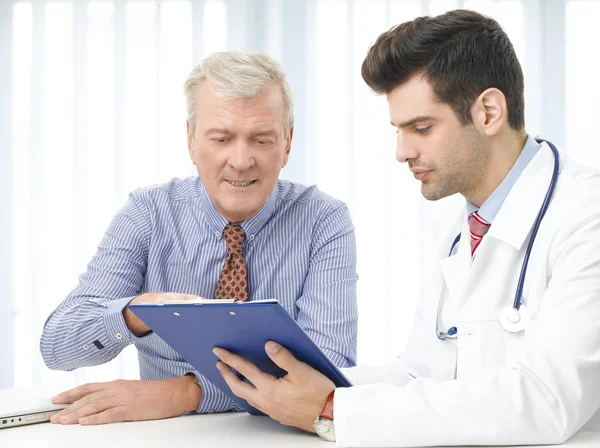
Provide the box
[214,224,248,302]
[469,211,491,257]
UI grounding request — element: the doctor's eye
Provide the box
[415,126,431,135]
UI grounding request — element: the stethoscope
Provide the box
[436,138,560,340]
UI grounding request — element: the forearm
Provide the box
[341,358,419,388]
[145,359,243,414]
[334,369,570,448]
[298,273,358,367]
[40,197,155,371]
[300,204,358,367]
[40,296,138,371]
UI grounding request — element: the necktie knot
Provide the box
[469,211,491,257]
[223,224,245,256]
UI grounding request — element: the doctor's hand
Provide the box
[124,292,201,336]
[49,376,202,425]
[213,342,335,433]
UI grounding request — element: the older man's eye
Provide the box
[212,138,229,143]
[415,126,431,135]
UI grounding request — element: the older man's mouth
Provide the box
[226,180,257,187]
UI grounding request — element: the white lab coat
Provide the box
[335,142,600,447]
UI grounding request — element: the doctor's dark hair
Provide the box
[361,9,525,131]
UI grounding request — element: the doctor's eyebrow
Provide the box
[392,116,439,128]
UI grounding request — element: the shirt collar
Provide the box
[199,180,280,241]
[467,134,540,223]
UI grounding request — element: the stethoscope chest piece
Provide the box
[499,303,529,333]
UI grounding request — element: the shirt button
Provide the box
[83,344,89,350]
[207,410,215,414]
[215,231,221,237]
[249,235,255,240]
[115,333,123,340]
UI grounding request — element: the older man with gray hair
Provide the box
[41,51,358,426]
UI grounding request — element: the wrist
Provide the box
[123,295,151,336]
[182,374,203,413]
[313,390,336,442]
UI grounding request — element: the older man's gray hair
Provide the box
[184,50,294,135]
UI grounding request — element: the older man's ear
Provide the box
[186,121,196,164]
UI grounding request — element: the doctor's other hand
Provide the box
[124,292,201,336]
[49,376,202,425]
[214,341,335,433]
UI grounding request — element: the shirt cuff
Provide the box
[191,371,244,414]
[102,296,143,346]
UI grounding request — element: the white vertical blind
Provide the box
[566,0,600,168]
[314,0,350,205]
[11,2,32,389]
[1,0,15,390]
[2,0,596,388]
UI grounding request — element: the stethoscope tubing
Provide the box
[436,138,559,339]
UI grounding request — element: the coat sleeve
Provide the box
[341,307,429,388]
[334,211,600,447]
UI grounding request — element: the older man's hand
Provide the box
[125,292,201,336]
[49,376,202,425]
[214,341,335,433]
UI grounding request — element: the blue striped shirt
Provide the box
[40,177,358,414]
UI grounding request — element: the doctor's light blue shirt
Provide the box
[467,135,541,223]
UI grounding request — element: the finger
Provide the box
[51,387,113,422]
[50,403,75,423]
[51,401,84,423]
[264,342,302,376]
[247,400,267,414]
[54,395,116,425]
[132,292,201,305]
[213,348,274,389]
[79,406,126,426]
[216,361,259,402]
[152,293,203,304]
[52,382,105,404]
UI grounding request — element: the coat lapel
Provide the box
[438,213,472,297]
[427,194,471,298]
[485,141,564,251]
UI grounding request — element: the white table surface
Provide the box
[2,412,600,448]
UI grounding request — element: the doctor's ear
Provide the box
[471,88,508,137]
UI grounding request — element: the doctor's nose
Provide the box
[228,142,255,171]
[396,135,419,163]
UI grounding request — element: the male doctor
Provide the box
[212,9,600,447]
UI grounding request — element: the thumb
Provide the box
[265,341,301,375]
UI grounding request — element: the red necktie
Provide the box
[214,224,248,302]
[469,211,491,257]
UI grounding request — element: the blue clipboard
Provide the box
[128,299,353,415]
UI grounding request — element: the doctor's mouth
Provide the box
[411,169,433,181]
